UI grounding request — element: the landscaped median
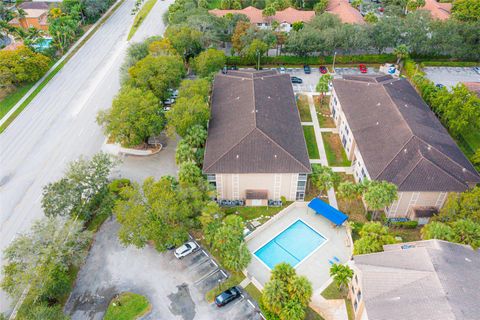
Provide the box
[104,292,151,320]
[128,0,159,40]
[303,126,320,159]
[0,0,127,133]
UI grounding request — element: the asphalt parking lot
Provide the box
[424,67,480,89]
[65,219,261,320]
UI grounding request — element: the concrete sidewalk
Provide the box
[306,94,338,209]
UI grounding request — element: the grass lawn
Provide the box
[297,94,312,122]
[321,283,354,320]
[313,96,335,128]
[303,126,320,159]
[104,292,151,320]
[322,132,351,166]
[244,283,262,301]
[223,203,291,223]
[128,0,158,40]
[336,173,368,223]
[391,227,422,242]
[321,282,344,299]
[0,83,35,119]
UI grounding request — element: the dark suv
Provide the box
[215,287,241,307]
[303,65,311,74]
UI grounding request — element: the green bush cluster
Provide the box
[390,221,418,229]
[225,54,396,66]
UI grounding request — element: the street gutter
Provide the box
[0,0,127,133]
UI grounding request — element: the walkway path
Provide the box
[305,94,338,209]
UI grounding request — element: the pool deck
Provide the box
[244,202,352,291]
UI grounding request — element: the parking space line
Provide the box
[247,299,255,309]
[211,260,218,268]
[201,249,208,257]
[220,270,227,278]
[194,268,220,285]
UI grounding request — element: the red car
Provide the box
[319,66,328,74]
[359,64,368,73]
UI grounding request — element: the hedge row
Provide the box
[390,221,419,229]
[225,54,396,66]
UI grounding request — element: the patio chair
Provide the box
[333,256,340,263]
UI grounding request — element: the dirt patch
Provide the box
[314,96,335,128]
[296,94,312,122]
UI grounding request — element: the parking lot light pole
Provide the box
[332,51,337,73]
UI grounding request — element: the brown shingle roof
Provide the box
[209,6,315,24]
[18,2,49,10]
[333,75,480,192]
[203,70,311,174]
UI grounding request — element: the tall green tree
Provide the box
[362,180,398,215]
[261,263,313,320]
[165,26,204,61]
[178,161,204,186]
[434,186,480,223]
[1,217,91,302]
[310,165,340,195]
[205,215,251,271]
[48,14,80,54]
[128,55,185,101]
[97,86,164,147]
[316,74,333,99]
[452,0,480,22]
[0,46,50,87]
[114,176,204,251]
[177,78,211,101]
[329,264,354,293]
[353,222,396,254]
[166,95,210,137]
[192,48,226,78]
[393,44,409,65]
[41,153,117,221]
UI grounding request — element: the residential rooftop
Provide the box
[332,75,480,192]
[326,0,365,24]
[209,6,315,25]
[354,240,480,320]
[203,70,311,174]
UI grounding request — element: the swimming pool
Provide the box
[254,219,327,269]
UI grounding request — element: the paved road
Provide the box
[423,67,480,89]
[0,0,174,312]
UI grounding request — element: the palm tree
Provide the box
[393,44,410,65]
[329,264,354,295]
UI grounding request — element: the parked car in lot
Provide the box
[291,76,303,84]
[279,66,286,74]
[303,65,311,74]
[215,287,242,307]
[436,83,445,89]
[174,241,198,259]
[319,65,328,74]
[474,66,480,74]
[359,64,368,73]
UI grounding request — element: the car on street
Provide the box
[359,64,368,73]
[319,66,328,74]
[291,76,303,84]
[215,287,242,307]
[279,66,286,74]
[174,241,198,259]
[474,66,480,74]
[303,65,311,74]
[436,83,445,89]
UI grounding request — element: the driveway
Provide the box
[423,67,480,89]
[65,220,261,320]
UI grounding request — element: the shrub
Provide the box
[109,179,132,195]
[391,220,418,229]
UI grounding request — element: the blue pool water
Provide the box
[254,220,326,269]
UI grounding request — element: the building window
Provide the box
[206,174,216,182]
[298,174,307,181]
[342,135,347,147]
[351,286,355,294]
[355,275,358,284]
[357,290,362,302]
[297,180,306,187]
[332,107,336,118]
[296,192,305,200]
[361,168,366,178]
[354,300,358,311]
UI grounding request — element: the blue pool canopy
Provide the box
[308,198,348,226]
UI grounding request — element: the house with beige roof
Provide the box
[209,6,315,32]
[330,75,480,219]
[203,70,311,205]
[350,240,480,320]
[8,2,50,31]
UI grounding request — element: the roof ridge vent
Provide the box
[236,155,239,159]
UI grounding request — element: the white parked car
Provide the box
[174,241,198,259]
